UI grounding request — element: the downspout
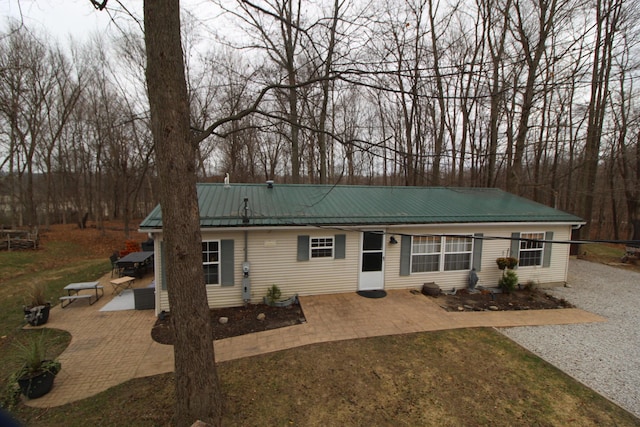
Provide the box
[242,198,251,304]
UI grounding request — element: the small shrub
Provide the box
[499,270,518,293]
[0,377,21,410]
[266,285,282,304]
[120,240,141,257]
[524,280,538,291]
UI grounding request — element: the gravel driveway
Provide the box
[500,259,640,418]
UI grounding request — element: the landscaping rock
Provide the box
[437,287,574,312]
[257,313,266,321]
[489,305,499,311]
[218,317,228,324]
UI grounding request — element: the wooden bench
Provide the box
[59,286,104,308]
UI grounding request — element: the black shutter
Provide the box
[472,233,483,271]
[510,232,520,260]
[542,231,553,268]
[400,235,411,276]
[220,240,235,286]
[297,235,310,261]
[334,234,346,259]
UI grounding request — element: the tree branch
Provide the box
[90,0,109,11]
[190,73,342,145]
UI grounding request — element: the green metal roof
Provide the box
[139,183,583,229]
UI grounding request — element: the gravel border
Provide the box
[500,259,640,418]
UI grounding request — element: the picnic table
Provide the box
[109,276,135,295]
[60,281,104,308]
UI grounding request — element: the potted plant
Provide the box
[14,333,61,399]
[263,285,298,307]
[23,283,51,326]
[496,257,518,270]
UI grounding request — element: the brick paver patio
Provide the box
[25,274,605,408]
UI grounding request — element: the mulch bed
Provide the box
[151,303,306,345]
[434,287,574,312]
[151,287,572,345]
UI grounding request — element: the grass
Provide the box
[582,242,626,259]
[579,242,640,273]
[0,233,110,411]
[1,236,640,426]
[8,329,640,426]
[0,257,108,338]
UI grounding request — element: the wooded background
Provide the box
[1,0,638,240]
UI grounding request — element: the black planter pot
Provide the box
[23,303,51,326]
[17,364,59,399]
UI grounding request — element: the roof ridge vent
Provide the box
[266,180,274,189]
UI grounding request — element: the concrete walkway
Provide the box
[26,274,604,408]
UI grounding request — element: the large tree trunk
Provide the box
[508,0,557,195]
[316,0,340,184]
[144,1,222,426]
[484,0,512,188]
[427,0,446,186]
[579,0,622,242]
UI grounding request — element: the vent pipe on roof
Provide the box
[242,198,249,224]
[266,180,274,189]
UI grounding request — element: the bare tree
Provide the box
[425,0,449,186]
[0,25,82,227]
[221,0,306,182]
[579,0,624,240]
[507,0,561,195]
[480,0,512,187]
[612,36,640,241]
[306,0,343,183]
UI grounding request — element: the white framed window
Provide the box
[202,240,220,284]
[411,236,441,272]
[444,236,473,271]
[311,237,334,258]
[411,235,473,273]
[519,232,544,267]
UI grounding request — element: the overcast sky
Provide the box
[3,0,235,55]
[3,0,132,41]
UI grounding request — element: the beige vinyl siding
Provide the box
[242,229,359,305]
[384,227,475,292]
[474,225,571,288]
[384,225,572,292]
[155,232,246,311]
[509,227,571,286]
[155,223,574,313]
[157,228,360,311]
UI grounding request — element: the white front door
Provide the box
[359,231,385,290]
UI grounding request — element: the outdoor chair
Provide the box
[110,252,120,277]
